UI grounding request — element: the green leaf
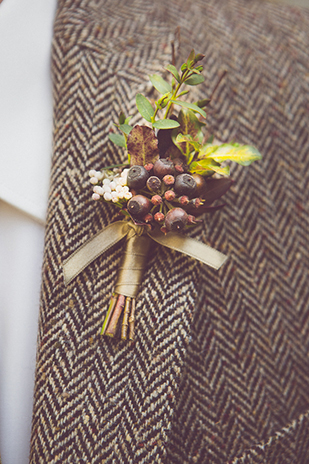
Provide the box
[124,116,132,124]
[194,53,205,64]
[181,63,187,72]
[196,98,211,108]
[157,92,172,109]
[198,143,218,159]
[172,109,205,157]
[200,143,262,166]
[178,90,189,97]
[149,74,172,94]
[185,74,205,86]
[127,125,159,166]
[153,119,180,129]
[171,100,207,119]
[109,133,126,148]
[191,159,230,176]
[175,133,201,152]
[119,124,133,136]
[165,64,181,83]
[187,49,195,65]
[136,94,155,123]
[118,112,126,125]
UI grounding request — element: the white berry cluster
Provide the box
[89,168,132,203]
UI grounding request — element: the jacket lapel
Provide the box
[30,0,309,463]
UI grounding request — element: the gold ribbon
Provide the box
[63,221,227,292]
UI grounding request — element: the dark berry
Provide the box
[165,208,188,232]
[153,158,175,179]
[127,195,151,218]
[192,173,206,196]
[147,176,161,192]
[174,173,197,198]
[127,165,149,190]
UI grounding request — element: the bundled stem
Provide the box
[105,294,125,337]
[121,297,131,340]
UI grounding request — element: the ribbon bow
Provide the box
[63,220,227,339]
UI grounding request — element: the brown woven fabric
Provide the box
[30,0,309,462]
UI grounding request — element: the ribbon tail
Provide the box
[148,228,228,270]
[62,221,129,285]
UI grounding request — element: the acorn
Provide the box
[153,158,175,179]
[174,173,197,198]
[127,165,149,190]
[127,195,151,218]
[165,208,188,232]
[146,176,162,192]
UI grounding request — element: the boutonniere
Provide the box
[63,49,261,341]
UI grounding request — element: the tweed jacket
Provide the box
[29,0,309,463]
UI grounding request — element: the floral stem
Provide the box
[101,293,117,335]
[129,299,136,341]
[105,294,126,337]
[163,69,190,119]
[121,297,131,340]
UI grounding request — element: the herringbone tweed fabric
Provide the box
[30,0,309,462]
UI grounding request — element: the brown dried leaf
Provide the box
[127,125,159,166]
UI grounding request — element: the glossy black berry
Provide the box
[127,195,151,218]
[174,173,197,198]
[127,165,149,190]
[165,208,188,232]
[153,158,175,179]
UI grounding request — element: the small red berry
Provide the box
[144,163,154,172]
[163,175,175,186]
[191,198,202,208]
[179,195,189,205]
[164,190,176,201]
[187,215,197,224]
[143,213,153,223]
[151,195,162,205]
[154,212,165,223]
